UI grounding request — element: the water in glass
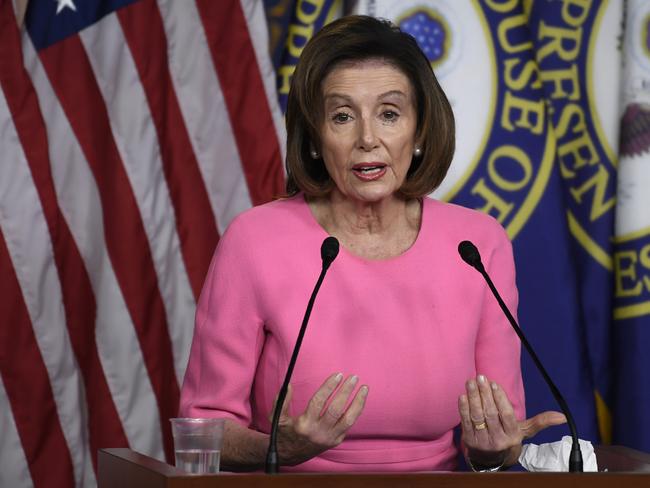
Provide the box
[174,449,221,474]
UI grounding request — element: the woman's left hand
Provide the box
[458,374,567,469]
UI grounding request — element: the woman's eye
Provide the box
[333,112,352,123]
[382,110,399,121]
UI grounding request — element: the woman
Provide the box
[179,15,565,472]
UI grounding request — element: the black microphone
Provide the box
[265,236,340,474]
[458,240,583,472]
[321,236,339,270]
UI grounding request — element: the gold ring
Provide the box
[473,421,487,431]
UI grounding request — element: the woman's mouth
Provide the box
[352,163,387,181]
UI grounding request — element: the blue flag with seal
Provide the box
[351,0,609,445]
[526,0,620,444]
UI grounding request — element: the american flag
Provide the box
[0,0,285,486]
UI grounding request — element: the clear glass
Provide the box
[169,418,225,474]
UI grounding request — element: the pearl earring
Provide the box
[414,146,422,157]
[310,149,320,159]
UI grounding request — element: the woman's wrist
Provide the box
[467,456,505,472]
[466,444,521,472]
[466,450,505,472]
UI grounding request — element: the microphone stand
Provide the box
[265,237,339,473]
[459,241,583,472]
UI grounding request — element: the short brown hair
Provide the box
[285,15,455,198]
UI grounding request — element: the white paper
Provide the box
[519,436,598,472]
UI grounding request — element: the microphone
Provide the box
[321,235,339,270]
[265,236,340,474]
[458,240,583,472]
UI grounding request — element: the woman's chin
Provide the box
[346,187,399,205]
[329,178,404,205]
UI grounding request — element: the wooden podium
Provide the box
[98,445,650,488]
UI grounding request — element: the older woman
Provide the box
[179,15,564,472]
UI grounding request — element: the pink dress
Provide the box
[180,195,525,472]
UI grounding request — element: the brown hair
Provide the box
[285,15,455,198]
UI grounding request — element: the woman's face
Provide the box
[319,60,418,204]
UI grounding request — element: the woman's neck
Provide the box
[308,191,422,260]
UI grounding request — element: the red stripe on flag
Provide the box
[0,229,75,488]
[38,36,179,462]
[196,0,285,205]
[118,0,219,299]
[0,0,129,472]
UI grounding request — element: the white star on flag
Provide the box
[56,0,77,14]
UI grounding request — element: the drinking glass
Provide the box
[170,418,225,474]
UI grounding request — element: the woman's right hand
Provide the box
[271,372,368,466]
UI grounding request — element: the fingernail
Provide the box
[477,374,486,384]
[350,375,359,385]
[360,385,368,396]
[491,382,498,390]
[467,380,476,391]
[335,373,343,382]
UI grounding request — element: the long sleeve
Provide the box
[179,215,266,425]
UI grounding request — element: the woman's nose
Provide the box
[357,118,378,151]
